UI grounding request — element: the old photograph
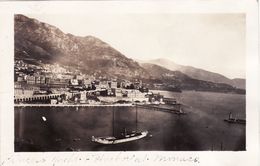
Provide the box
[14,13,246,152]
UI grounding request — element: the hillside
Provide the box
[146,58,245,89]
[141,63,243,93]
[15,14,148,79]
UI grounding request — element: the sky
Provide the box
[27,13,245,79]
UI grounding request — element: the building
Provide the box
[83,79,92,87]
[35,76,41,84]
[14,83,40,97]
[99,81,109,89]
[40,76,46,84]
[147,93,164,103]
[70,79,79,86]
[26,75,35,84]
[108,81,117,89]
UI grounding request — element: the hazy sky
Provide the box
[27,14,245,79]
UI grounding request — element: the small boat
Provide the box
[224,112,246,124]
[92,130,148,144]
[174,108,186,115]
[73,138,81,141]
[42,116,47,121]
[224,118,246,124]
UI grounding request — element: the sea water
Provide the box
[15,91,245,151]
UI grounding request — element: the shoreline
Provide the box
[14,103,135,107]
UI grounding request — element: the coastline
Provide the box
[14,103,135,107]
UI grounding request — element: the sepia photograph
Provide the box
[14,13,246,152]
[0,0,259,165]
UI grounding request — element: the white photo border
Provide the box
[0,1,258,166]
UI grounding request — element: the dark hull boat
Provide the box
[224,118,246,124]
[224,112,246,124]
[92,105,149,144]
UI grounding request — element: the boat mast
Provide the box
[136,104,138,132]
[229,112,232,119]
[113,107,114,136]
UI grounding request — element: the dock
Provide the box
[135,104,186,115]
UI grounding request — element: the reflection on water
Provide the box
[15,91,245,151]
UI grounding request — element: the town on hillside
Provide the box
[14,60,179,107]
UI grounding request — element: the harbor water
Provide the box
[15,91,245,151]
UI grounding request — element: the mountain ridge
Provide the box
[141,63,243,93]
[143,58,245,89]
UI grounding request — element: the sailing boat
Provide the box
[224,112,246,124]
[91,106,148,144]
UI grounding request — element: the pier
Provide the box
[136,104,186,115]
